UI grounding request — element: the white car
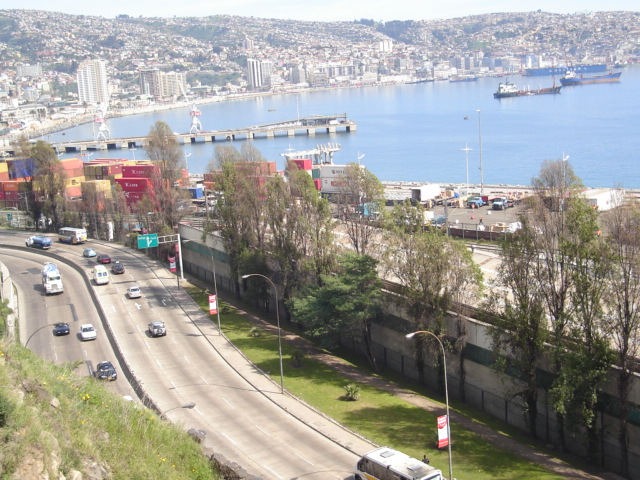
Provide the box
[127,285,142,299]
[79,324,97,341]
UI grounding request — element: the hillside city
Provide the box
[0,9,639,138]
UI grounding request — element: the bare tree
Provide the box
[333,163,385,256]
[601,192,640,477]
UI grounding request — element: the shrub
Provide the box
[248,327,262,337]
[0,391,15,427]
[291,349,305,367]
[343,383,361,401]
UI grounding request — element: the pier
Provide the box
[0,114,356,157]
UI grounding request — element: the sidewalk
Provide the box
[180,273,621,480]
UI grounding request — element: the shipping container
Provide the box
[0,162,8,173]
[102,164,123,176]
[313,179,321,190]
[188,187,204,199]
[115,177,153,192]
[64,186,82,198]
[291,158,312,170]
[122,165,159,178]
[311,168,321,179]
[1,181,19,192]
[60,158,83,170]
[319,164,351,179]
[4,191,19,200]
[0,191,5,200]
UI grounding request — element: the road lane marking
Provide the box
[222,397,234,408]
[183,354,191,364]
[255,424,269,436]
[200,375,209,385]
[221,432,237,445]
[263,465,283,479]
[294,452,314,465]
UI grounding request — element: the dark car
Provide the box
[111,261,125,274]
[95,361,117,381]
[97,254,111,264]
[52,322,70,336]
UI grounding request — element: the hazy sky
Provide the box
[12,1,640,22]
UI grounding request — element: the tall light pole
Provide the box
[461,143,472,194]
[477,109,484,195]
[184,152,192,174]
[205,239,222,334]
[406,330,453,480]
[241,273,284,394]
[160,401,196,420]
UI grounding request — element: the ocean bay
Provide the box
[51,67,640,189]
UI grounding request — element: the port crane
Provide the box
[179,82,202,134]
[94,102,111,141]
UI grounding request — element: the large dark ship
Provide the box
[559,71,622,86]
[524,64,607,76]
[493,81,562,99]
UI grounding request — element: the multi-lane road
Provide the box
[1,230,374,479]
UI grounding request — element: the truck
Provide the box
[26,235,53,249]
[42,262,64,295]
[491,197,513,210]
[411,184,441,206]
[467,196,485,208]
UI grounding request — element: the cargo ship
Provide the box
[559,71,622,86]
[524,64,607,76]
[493,81,561,99]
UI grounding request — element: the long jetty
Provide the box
[0,114,356,157]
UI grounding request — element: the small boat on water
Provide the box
[493,80,562,99]
[559,71,622,86]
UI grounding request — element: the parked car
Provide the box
[94,361,117,381]
[127,285,141,299]
[111,261,125,274]
[148,321,166,337]
[97,254,111,264]
[79,323,97,341]
[83,248,97,258]
[52,322,70,336]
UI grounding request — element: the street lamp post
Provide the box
[160,401,196,420]
[477,109,484,196]
[406,330,453,480]
[204,239,222,334]
[241,273,284,394]
[461,143,472,194]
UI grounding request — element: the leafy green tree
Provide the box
[383,224,481,393]
[291,253,382,368]
[551,197,614,462]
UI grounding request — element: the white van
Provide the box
[93,265,110,285]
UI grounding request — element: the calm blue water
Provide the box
[51,67,640,188]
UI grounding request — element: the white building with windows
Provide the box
[76,59,110,105]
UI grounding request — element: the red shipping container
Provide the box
[313,179,321,190]
[4,191,19,200]
[0,172,9,182]
[292,159,312,170]
[0,191,5,200]
[65,186,82,198]
[1,181,19,192]
[61,158,83,170]
[122,165,159,178]
[115,178,153,192]
[124,191,155,204]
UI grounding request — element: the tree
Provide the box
[333,164,385,256]
[291,253,382,368]
[144,121,191,229]
[601,193,640,477]
[382,221,481,392]
[550,197,613,463]
[263,163,336,319]
[487,225,549,439]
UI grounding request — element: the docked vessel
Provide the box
[559,71,622,86]
[493,81,561,99]
[449,75,477,82]
[524,64,607,76]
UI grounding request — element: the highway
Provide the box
[1,230,374,479]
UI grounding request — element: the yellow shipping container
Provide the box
[65,176,86,187]
[0,162,8,173]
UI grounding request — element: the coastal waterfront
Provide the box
[48,66,639,189]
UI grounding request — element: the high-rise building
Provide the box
[247,59,263,90]
[139,68,163,97]
[76,59,110,105]
[139,69,187,98]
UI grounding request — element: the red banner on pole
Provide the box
[209,294,218,315]
[168,255,176,273]
[437,415,449,448]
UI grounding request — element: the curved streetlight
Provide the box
[477,109,484,196]
[160,401,196,419]
[241,273,284,394]
[406,330,453,480]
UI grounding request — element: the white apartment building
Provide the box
[76,59,110,105]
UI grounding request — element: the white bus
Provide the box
[58,227,88,244]
[93,265,110,285]
[355,447,443,480]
